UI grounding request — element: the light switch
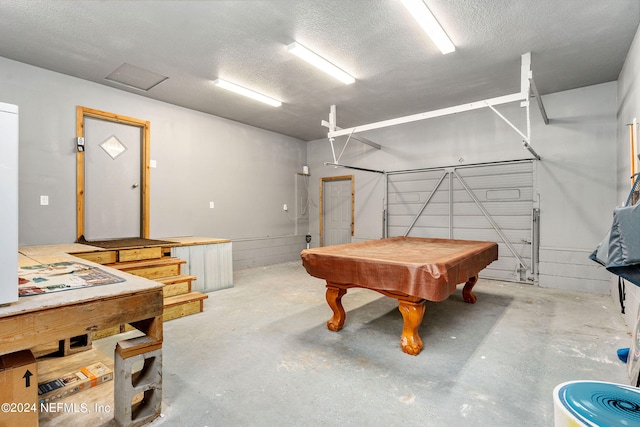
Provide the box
[40,195,49,206]
[209,201,215,209]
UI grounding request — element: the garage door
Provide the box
[386,160,537,283]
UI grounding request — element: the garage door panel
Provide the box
[388,170,445,182]
[450,187,534,202]
[389,178,443,192]
[388,202,450,216]
[456,171,533,185]
[452,201,534,216]
[388,215,450,228]
[450,215,533,229]
[388,181,443,194]
[387,160,535,283]
[390,190,451,204]
[392,224,531,242]
[453,228,531,244]
[457,162,533,177]
[388,226,451,239]
[415,216,452,228]
[484,259,530,281]
[456,178,532,192]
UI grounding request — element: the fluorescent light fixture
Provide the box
[213,79,282,107]
[400,0,455,55]
[287,42,355,85]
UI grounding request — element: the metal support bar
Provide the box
[324,162,385,174]
[532,208,540,276]
[528,77,549,125]
[448,171,453,239]
[521,52,531,95]
[329,104,337,130]
[327,53,532,140]
[322,120,381,150]
[383,193,388,239]
[453,170,529,272]
[403,171,448,237]
[486,100,540,160]
[335,129,354,163]
[328,92,526,138]
[526,98,531,145]
[523,141,541,160]
[486,103,529,142]
[328,105,338,163]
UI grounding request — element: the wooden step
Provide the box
[163,292,208,321]
[118,246,164,262]
[108,257,186,280]
[72,246,168,265]
[156,274,196,297]
[73,250,118,265]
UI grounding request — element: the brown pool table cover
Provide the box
[301,236,498,301]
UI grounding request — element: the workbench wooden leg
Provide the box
[462,275,479,304]
[325,284,347,332]
[398,299,426,356]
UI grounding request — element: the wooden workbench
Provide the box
[2,246,164,426]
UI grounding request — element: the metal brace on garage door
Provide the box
[386,161,538,283]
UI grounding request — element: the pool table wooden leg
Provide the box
[398,299,426,356]
[325,284,347,332]
[462,275,478,304]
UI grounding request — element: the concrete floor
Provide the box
[97,261,630,427]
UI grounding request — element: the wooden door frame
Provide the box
[76,106,151,241]
[319,175,354,247]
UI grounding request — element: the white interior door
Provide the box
[84,117,142,240]
[323,178,353,246]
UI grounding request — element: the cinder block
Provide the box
[114,343,162,427]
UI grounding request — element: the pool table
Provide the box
[300,236,499,355]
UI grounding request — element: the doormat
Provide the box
[80,237,176,249]
[18,261,125,297]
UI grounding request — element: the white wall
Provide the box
[615,23,640,329]
[0,56,308,267]
[535,83,617,293]
[306,82,617,293]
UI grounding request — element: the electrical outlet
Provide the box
[283,204,288,211]
[209,201,215,209]
[40,195,49,206]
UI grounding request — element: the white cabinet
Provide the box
[0,102,18,305]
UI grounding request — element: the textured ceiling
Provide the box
[0,0,638,141]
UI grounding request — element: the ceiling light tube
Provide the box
[213,79,282,107]
[287,42,355,85]
[400,0,455,55]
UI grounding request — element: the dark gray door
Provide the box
[84,117,142,240]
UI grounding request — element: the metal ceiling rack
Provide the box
[322,52,549,163]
